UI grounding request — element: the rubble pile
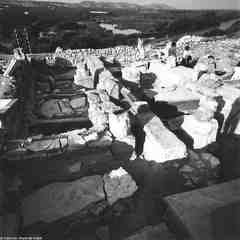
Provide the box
[191,38,240,67]
[52,45,140,67]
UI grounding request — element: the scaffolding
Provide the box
[14,27,32,54]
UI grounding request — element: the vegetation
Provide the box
[0,1,239,54]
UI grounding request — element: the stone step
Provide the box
[164,178,240,240]
[124,224,176,240]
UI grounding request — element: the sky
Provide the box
[25,0,240,9]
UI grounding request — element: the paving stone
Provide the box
[22,175,105,228]
[124,224,176,240]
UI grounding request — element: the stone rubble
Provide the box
[103,167,138,205]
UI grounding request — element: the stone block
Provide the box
[109,112,131,140]
[86,56,104,84]
[140,113,187,162]
[124,224,176,240]
[164,178,240,240]
[122,66,141,84]
[22,175,105,228]
[181,115,218,149]
[98,70,120,99]
[104,167,138,205]
[74,75,94,89]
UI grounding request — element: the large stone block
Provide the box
[124,224,176,240]
[22,175,105,228]
[109,112,131,140]
[122,66,141,84]
[85,56,104,84]
[140,113,187,162]
[164,178,240,240]
[98,70,120,99]
[181,115,218,149]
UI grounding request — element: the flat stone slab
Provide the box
[22,175,105,228]
[124,224,176,240]
[153,87,201,104]
[164,178,240,240]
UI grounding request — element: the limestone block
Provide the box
[87,91,109,132]
[122,66,141,84]
[98,70,120,99]
[69,96,87,109]
[86,55,104,80]
[140,114,187,162]
[22,175,105,227]
[109,112,131,139]
[164,179,240,240]
[40,99,74,119]
[23,137,68,152]
[181,115,218,149]
[124,224,176,240]
[74,75,93,89]
[104,167,138,205]
[149,64,195,90]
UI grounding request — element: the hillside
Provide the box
[1,0,174,10]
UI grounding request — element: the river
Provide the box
[99,23,141,35]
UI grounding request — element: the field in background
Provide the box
[0,0,239,53]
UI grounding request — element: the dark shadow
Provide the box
[223,97,240,135]
[93,68,105,88]
[173,127,194,149]
[149,99,184,120]
[214,96,225,139]
[140,72,157,89]
[54,57,73,69]
[216,134,240,181]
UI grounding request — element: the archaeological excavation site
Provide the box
[0,34,240,240]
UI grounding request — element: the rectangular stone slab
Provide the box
[22,175,105,228]
[164,178,240,240]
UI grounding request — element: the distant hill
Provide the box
[78,1,175,10]
[0,0,175,10]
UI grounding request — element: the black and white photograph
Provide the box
[0,0,239,239]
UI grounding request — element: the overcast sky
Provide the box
[28,0,240,9]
